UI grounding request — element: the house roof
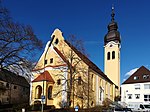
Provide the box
[32,71,55,83]
[64,40,114,84]
[0,69,29,87]
[122,66,150,84]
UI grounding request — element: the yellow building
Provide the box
[30,8,120,108]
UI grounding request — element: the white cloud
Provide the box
[125,68,139,77]
[123,78,126,82]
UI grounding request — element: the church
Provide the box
[30,7,121,108]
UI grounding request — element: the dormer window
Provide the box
[50,58,53,63]
[143,74,149,79]
[134,76,139,80]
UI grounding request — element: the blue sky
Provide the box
[3,0,150,83]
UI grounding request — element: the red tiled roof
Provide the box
[32,71,55,83]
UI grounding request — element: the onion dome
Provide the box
[104,6,121,45]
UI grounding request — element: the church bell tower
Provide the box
[104,6,121,88]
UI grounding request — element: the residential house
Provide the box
[0,69,30,105]
[121,66,150,106]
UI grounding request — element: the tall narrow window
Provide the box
[112,51,115,59]
[92,74,94,90]
[55,38,59,45]
[44,60,47,65]
[48,86,52,99]
[35,85,42,99]
[78,76,82,85]
[99,87,103,101]
[6,83,9,88]
[57,79,61,85]
[107,52,110,60]
[50,58,53,63]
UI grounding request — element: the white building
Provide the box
[121,66,150,107]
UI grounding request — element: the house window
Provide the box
[78,76,82,85]
[133,76,139,80]
[147,75,149,79]
[55,38,59,45]
[99,87,103,101]
[128,94,132,99]
[92,74,94,90]
[112,51,115,59]
[44,60,47,65]
[50,58,53,63]
[143,75,146,79]
[144,95,150,101]
[57,79,61,85]
[107,52,110,60]
[23,87,25,92]
[6,83,9,88]
[135,84,140,89]
[14,85,17,89]
[144,84,150,89]
[135,94,140,99]
[143,74,149,79]
[48,86,52,99]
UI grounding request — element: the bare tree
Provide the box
[0,2,43,77]
[53,35,93,108]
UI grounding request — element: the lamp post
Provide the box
[41,35,55,112]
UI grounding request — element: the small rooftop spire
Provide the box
[104,5,121,44]
[111,5,115,22]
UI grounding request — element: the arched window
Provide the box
[48,86,52,99]
[112,51,115,59]
[35,85,42,99]
[107,52,110,60]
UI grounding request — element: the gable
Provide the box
[122,66,150,84]
[33,28,114,85]
[34,45,66,71]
